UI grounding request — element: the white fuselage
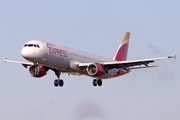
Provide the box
[21,40,129,79]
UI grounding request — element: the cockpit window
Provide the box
[24,44,40,48]
[28,44,33,47]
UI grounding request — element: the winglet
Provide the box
[3,57,7,62]
[168,55,177,60]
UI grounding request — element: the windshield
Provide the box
[24,44,40,48]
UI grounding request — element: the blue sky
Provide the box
[1,0,180,120]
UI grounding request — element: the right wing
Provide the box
[3,58,33,68]
[78,55,175,71]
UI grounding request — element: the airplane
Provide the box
[3,32,175,87]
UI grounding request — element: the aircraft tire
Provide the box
[93,79,97,86]
[54,80,58,87]
[59,79,64,87]
[97,79,102,86]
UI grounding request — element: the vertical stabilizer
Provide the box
[113,32,130,61]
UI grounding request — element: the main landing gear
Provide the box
[52,69,103,87]
[93,79,102,86]
[53,69,64,87]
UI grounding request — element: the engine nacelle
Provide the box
[86,64,105,77]
[29,65,47,78]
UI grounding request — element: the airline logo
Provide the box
[46,43,68,58]
[114,32,130,61]
[46,43,55,47]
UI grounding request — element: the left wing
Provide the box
[3,58,33,68]
[78,56,175,71]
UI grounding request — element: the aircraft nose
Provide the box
[21,47,29,58]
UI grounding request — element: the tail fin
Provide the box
[113,32,130,61]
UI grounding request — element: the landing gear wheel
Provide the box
[54,80,58,87]
[52,69,64,87]
[33,67,39,76]
[97,79,102,86]
[93,79,97,86]
[59,79,64,87]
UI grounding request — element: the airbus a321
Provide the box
[4,32,175,87]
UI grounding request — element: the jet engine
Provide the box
[29,65,48,77]
[86,64,105,77]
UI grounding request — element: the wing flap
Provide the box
[129,66,158,70]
